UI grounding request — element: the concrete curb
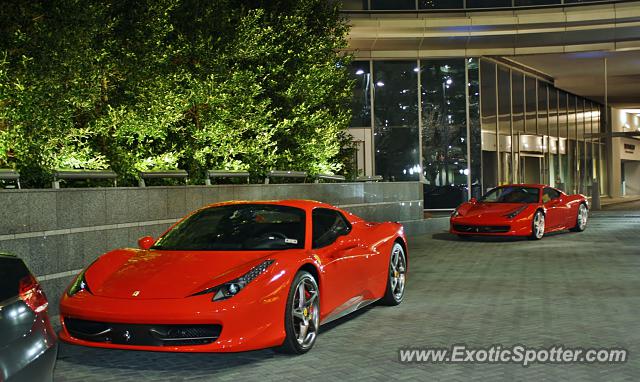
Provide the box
[400,217,450,237]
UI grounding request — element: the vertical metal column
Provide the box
[479,59,484,193]
[369,60,376,177]
[417,59,424,182]
[546,85,551,185]
[495,65,501,185]
[604,57,612,196]
[465,58,472,200]
[509,68,515,184]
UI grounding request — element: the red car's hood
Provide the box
[459,202,532,219]
[86,249,282,299]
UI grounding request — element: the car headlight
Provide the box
[451,209,460,218]
[67,270,91,296]
[195,260,275,301]
[504,206,527,219]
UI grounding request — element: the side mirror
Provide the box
[469,197,477,204]
[138,236,155,250]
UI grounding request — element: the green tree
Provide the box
[0,0,354,187]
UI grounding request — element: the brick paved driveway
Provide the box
[54,208,640,381]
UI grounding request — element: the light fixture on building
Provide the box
[376,81,385,87]
[355,69,365,75]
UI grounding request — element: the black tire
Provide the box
[529,210,545,240]
[276,271,319,354]
[380,242,407,306]
[570,203,589,232]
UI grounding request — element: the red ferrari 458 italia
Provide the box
[450,184,589,240]
[59,200,407,354]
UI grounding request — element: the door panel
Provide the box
[313,237,368,318]
[311,208,368,319]
[542,188,569,229]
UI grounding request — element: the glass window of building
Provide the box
[525,76,537,134]
[548,88,558,186]
[371,0,416,9]
[420,0,464,9]
[558,91,568,191]
[373,61,420,182]
[558,92,568,138]
[468,58,482,199]
[343,0,369,10]
[497,66,511,136]
[576,98,585,141]
[567,94,577,193]
[480,60,498,190]
[548,89,558,138]
[512,71,525,135]
[537,81,548,137]
[467,0,512,8]
[497,66,512,184]
[421,59,468,209]
[577,98,585,193]
[515,0,561,6]
[349,61,372,128]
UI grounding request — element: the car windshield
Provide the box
[480,187,540,204]
[152,204,305,251]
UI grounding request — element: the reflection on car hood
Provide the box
[86,249,285,299]
[462,203,531,218]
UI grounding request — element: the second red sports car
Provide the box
[59,200,407,354]
[450,184,588,240]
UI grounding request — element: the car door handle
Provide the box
[341,243,359,251]
[328,241,360,258]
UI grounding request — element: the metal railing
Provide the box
[264,170,308,184]
[138,170,189,187]
[205,170,250,185]
[1,169,363,189]
[52,170,118,189]
[0,169,21,189]
[344,0,635,13]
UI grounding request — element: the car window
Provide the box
[542,188,561,203]
[0,256,30,302]
[152,204,305,251]
[481,187,540,203]
[312,208,351,249]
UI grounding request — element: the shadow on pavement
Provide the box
[56,305,375,372]
[431,232,527,242]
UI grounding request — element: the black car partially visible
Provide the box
[0,252,57,382]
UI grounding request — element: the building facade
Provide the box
[342,1,623,210]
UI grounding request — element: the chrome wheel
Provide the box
[533,211,545,239]
[389,243,407,302]
[577,204,588,230]
[291,275,319,350]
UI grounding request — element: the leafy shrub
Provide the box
[0,0,354,187]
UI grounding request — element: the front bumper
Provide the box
[450,216,532,237]
[59,287,288,352]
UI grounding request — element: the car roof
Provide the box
[199,199,335,211]
[496,184,547,189]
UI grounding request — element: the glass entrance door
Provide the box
[520,155,543,184]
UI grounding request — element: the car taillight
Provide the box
[19,274,49,313]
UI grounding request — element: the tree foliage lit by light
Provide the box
[0,0,355,186]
